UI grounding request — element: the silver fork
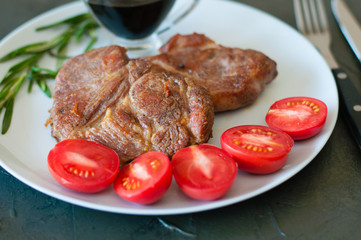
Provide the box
[293,0,361,148]
[294,0,338,68]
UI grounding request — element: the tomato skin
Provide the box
[221,125,293,174]
[47,139,120,193]
[265,97,327,140]
[113,151,172,205]
[172,144,237,201]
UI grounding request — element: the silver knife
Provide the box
[331,0,361,148]
[332,0,361,63]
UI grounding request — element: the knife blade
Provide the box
[331,0,361,63]
[331,0,361,149]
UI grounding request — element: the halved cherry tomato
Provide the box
[172,144,237,201]
[48,139,120,193]
[113,151,172,205]
[221,125,294,174]
[265,96,327,140]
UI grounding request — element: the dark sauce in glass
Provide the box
[88,0,175,39]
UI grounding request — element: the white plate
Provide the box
[0,0,338,215]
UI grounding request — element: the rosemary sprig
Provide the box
[0,13,99,134]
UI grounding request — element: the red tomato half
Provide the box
[48,139,120,193]
[265,97,327,140]
[113,151,172,205]
[221,125,294,174]
[172,144,237,201]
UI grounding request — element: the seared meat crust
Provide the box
[50,33,277,164]
[147,33,278,112]
[50,45,214,165]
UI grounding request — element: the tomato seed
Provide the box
[150,159,160,169]
[267,147,273,152]
[122,177,141,190]
[66,166,95,178]
[122,178,129,186]
[286,100,323,115]
[241,144,273,153]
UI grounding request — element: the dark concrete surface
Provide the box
[1,0,361,239]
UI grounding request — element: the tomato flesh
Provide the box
[265,97,327,140]
[172,144,237,201]
[113,151,172,205]
[221,125,294,174]
[47,139,120,193]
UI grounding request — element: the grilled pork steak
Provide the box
[146,33,278,112]
[50,45,214,165]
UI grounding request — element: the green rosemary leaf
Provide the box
[0,31,68,62]
[56,28,74,68]
[57,29,73,54]
[2,98,14,134]
[7,54,40,73]
[0,13,99,134]
[1,71,18,86]
[0,71,28,102]
[48,51,70,59]
[34,73,57,80]
[0,86,10,102]
[0,70,26,110]
[1,55,41,85]
[27,66,54,97]
[27,73,35,93]
[25,32,67,53]
[75,20,99,42]
[0,42,46,62]
[85,38,97,52]
[36,79,52,98]
[36,13,90,31]
[31,66,57,77]
[85,26,98,52]
[0,77,18,101]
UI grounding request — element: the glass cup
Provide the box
[82,0,199,57]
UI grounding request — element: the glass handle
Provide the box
[157,0,200,35]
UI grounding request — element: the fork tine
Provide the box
[294,0,338,68]
[294,0,329,34]
[293,0,306,33]
[315,0,329,32]
[302,0,314,33]
[309,0,321,33]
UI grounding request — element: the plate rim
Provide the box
[0,0,339,215]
